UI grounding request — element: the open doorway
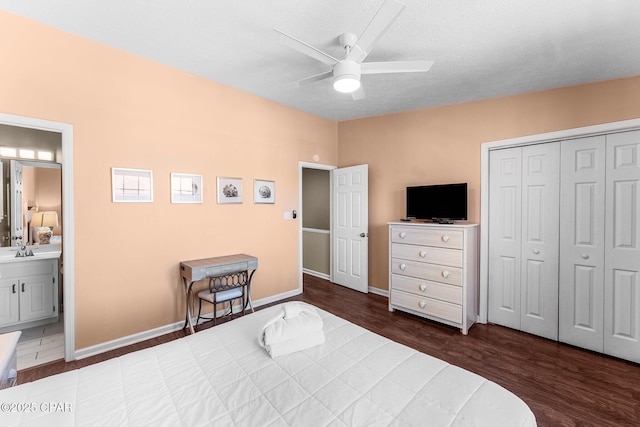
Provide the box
[299,162,370,293]
[301,167,332,280]
[0,114,75,364]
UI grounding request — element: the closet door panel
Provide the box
[520,143,560,340]
[559,136,606,352]
[604,130,640,363]
[488,148,522,329]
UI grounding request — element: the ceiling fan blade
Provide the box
[292,71,333,88]
[361,60,434,74]
[274,29,339,66]
[351,86,366,101]
[346,0,406,63]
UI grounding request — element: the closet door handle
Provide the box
[21,283,25,292]
[399,263,407,271]
[12,284,16,294]
[581,254,589,260]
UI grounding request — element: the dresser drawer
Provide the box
[391,275,462,305]
[391,227,463,249]
[391,258,462,286]
[391,243,462,267]
[391,290,462,324]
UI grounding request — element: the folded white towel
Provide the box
[258,303,325,357]
[260,303,323,346]
[262,329,325,358]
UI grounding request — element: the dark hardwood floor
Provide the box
[20,275,640,426]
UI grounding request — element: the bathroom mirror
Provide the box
[0,124,62,248]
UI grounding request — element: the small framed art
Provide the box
[111,167,153,202]
[254,179,275,204]
[217,177,243,204]
[171,173,203,204]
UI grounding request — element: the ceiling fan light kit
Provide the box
[333,61,361,93]
[275,0,433,99]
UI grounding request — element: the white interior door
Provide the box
[331,164,368,293]
[604,130,640,363]
[488,148,522,329]
[559,136,606,352]
[520,143,560,340]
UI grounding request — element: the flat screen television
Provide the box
[406,183,467,223]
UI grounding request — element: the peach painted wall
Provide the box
[0,11,338,349]
[338,76,640,291]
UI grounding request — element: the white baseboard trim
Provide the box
[302,268,330,281]
[368,286,389,298]
[73,287,303,360]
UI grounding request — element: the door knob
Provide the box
[360,233,366,237]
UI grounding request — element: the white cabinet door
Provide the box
[0,279,19,327]
[19,274,55,322]
[604,130,640,363]
[488,148,522,329]
[520,143,560,340]
[559,136,606,352]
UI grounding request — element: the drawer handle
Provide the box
[399,232,407,239]
[581,253,589,260]
[419,301,427,309]
[533,249,540,255]
[419,284,427,292]
[419,250,427,258]
[441,271,450,279]
[399,263,407,271]
[441,235,450,242]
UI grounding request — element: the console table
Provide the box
[180,254,258,334]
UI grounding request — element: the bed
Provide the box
[0,303,536,426]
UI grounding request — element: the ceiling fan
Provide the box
[275,0,433,100]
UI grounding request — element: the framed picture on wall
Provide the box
[171,173,203,204]
[111,167,153,202]
[217,177,243,204]
[254,179,275,204]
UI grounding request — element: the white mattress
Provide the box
[0,303,536,426]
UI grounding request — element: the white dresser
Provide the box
[388,222,478,334]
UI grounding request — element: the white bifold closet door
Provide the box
[559,130,640,363]
[604,131,640,362]
[488,143,560,340]
[559,136,606,352]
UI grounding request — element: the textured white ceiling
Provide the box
[2,0,640,121]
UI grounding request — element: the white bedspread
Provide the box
[0,303,536,426]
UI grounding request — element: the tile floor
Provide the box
[16,317,64,370]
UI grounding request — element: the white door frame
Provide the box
[0,113,75,361]
[298,162,337,290]
[480,118,640,324]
